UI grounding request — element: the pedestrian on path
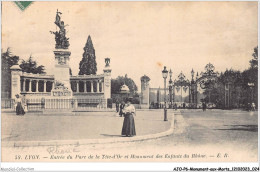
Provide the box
[251,102,256,111]
[15,94,25,116]
[22,95,28,113]
[174,103,177,110]
[119,101,125,117]
[202,102,206,111]
[121,101,136,137]
[116,101,119,113]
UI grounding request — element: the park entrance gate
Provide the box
[142,63,221,108]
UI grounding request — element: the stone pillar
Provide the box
[84,81,87,92]
[97,80,100,93]
[28,79,32,92]
[103,58,112,100]
[23,79,26,92]
[10,65,22,99]
[36,80,39,92]
[76,81,79,93]
[52,81,54,90]
[101,81,104,93]
[90,81,93,93]
[53,50,72,92]
[44,80,47,92]
[141,75,150,105]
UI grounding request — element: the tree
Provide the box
[19,55,46,74]
[241,46,258,106]
[202,46,258,109]
[1,48,19,67]
[250,46,258,69]
[202,69,252,109]
[111,75,138,95]
[78,35,97,75]
[1,48,21,98]
[111,75,139,103]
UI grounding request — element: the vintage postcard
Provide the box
[1,1,259,170]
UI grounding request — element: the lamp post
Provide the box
[191,69,195,81]
[162,66,168,121]
[169,69,173,109]
[224,82,230,109]
[190,69,195,105]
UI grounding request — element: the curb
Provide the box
[2,113,175,147]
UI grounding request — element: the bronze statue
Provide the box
[50,9,70,49]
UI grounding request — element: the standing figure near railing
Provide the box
[22,95,28,113]
[119,101,125,117]
[15,94,25,115]
[116,101,119,113]
[121,101,136,137]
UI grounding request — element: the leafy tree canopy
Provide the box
[111,74,138,95]
[19,55,46,74]
[202,46,258,109]
[250,46,258,69]
[1,48,19,67]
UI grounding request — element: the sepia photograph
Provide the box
[1,1,258,169]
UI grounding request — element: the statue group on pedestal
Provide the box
[50,9,70,49]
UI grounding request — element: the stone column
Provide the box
[52,81,54,90]
[97,80,100,93]
[69,81,72,92]
[101,81,104,93]
[44,80,47,92]
[90,81,93,93]
[84,81,87,92]
[36,80,39,92]
[76,81,79,93]
[23,79,26,92]
[28,79,32,92]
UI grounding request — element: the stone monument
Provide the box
[50,9,72,97]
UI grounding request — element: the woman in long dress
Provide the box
[15,94,25,115]
[121,101,136,137]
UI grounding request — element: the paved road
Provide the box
[114,109,258,162]
[2,110,172,141]
[2,109,258,162]
[172,109,258,147]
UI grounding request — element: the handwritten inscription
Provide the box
[47,145,80,155]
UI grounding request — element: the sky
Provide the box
[2,1,258,91]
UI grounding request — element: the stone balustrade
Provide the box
[20,73,105,95]
[70,79,104,94]
[21,77,55,93]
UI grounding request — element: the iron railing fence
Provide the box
[1,98,14,109]
[1,98,107,112]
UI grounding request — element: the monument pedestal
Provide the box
[51,49,72,97]
[46,49,73,109]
